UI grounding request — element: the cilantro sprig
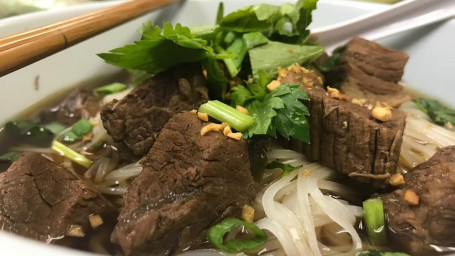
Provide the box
[231,70,310,142]
[99,0,320,143]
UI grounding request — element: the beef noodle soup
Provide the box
[1,1,455,256]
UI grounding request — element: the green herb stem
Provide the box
[363,198,387,247]
[51,140,92,168]
[198,100,254,132]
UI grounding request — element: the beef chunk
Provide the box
[0,153,114,244]
[328,37,410,107]
[378,146,455,255]
[111,112,258,255]
[290,86,406,186]
[101,65,208,156]
[41,89,101,125]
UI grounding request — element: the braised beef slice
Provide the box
[328,37,410,107]
[101,65,208,156]
[111,112,258,256]
[378,146,455,255]
[0,153,114,245]
[289,86,406,186]
[40,89,101,125]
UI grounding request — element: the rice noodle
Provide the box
[9,146,53,154]
[255,147,363,256]
[399,101,455,170]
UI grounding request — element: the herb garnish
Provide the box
[99,0,321,143]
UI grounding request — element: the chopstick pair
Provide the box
[0,0,178,77]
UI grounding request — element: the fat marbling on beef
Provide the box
[101,64,209,156]
[378,146,455,255]
[0,153,114,245]
[111,112,258,255]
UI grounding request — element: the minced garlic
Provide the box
[227,132,242,141]
[67,225,85,237]
[389,173,405,186]
[372,103,392,122]
[88,214,104,229]
[223,126,232,136]
[327,86,348,101]
[404,189,419,205]
[351,98,366,106]
[197,112,209,122]
[266,80,281,92]
[241,205,255,223]
[201,123,221,136]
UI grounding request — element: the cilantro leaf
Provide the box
[271,86,310,142]
[317,52,341,73]
[98,22,222,74]
[240,82,310,143]
[413,98,455,126]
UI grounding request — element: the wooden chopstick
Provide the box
[0,0,179,77]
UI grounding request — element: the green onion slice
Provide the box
[363,198,387,246]
[94,82,127,95]
[62,119,93,144]
[198,100,254,132]
[52,140,92,168]
[207,217,267,253]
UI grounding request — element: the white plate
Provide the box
[0,0,453,255]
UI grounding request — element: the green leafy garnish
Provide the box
[219,0,317,42]
[94,82,127,95]
[4,120,63,146]
[0,152,23,163]
[99,0,320,141]
[89,141,105,151]
[363,198,387,246]
[266,161,301,175]
[62,119,93,144]
[355,251,410,256]
[317,52,341,72]
[207,218,267,253]
[413,98,455,126]
[249,42,323,76]
[231,70,310,142]
[98,22,223,74]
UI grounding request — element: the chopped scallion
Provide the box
[43,121,66,135]
[62,119,93,144]
[198,100,254,132]
[51,141,92,168]
[207,218,267,253]
[363,198,387,246]
[94,82,127,95]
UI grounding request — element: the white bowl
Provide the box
[0,0,454,255]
